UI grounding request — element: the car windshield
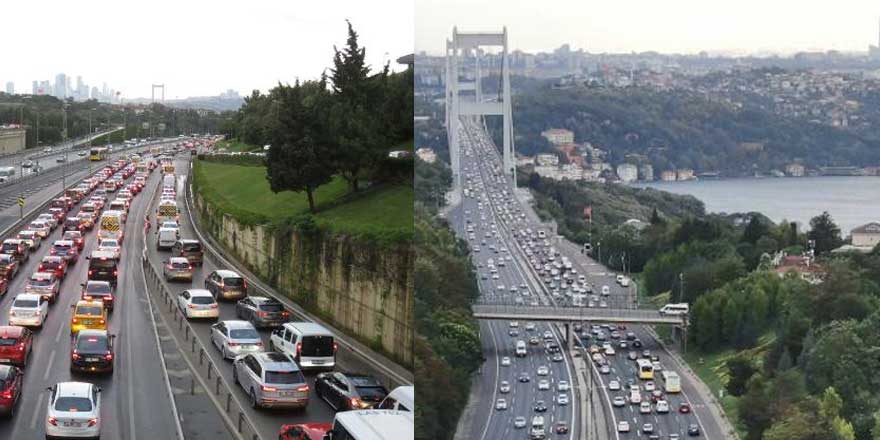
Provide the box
[13,299,38,308]
[259,303,284,312]
[229,329,259,340]
[265,370,305,385]
[101,241,118,247]
[1,244,17,253]
[76,306,103,316]
[355,385,388,400]
[76,336,108,353]
[86,284,112,294]
[55,397,92,412]
[90,259,116,269]
[182,243,201,251]
[224,277,244,287]
[171,261,190,269]
[54,245,71,251]
[191,296,215,305]
[0,337,19,346]
[301,335,334,356]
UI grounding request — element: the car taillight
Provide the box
[333,342,339,353]
[99,319,105,325]
[296,342,302,354]
[350,397,360,407]
[261,385,277,392]
[228,342,239,346]
[255,341,263,346]
[257,311,268,317]
[105,295,113,301]
[88,270,93,276]
[105,352,113,361]
[72,352,80,360]
[18,342,24,352]
[113,270,118,276]
[48,417,57,426]
[87,418,98,427]
[0,389,12,400]
[297,385,310,393]
[83,295,92,300]
[187,304,197,308]
[209,304,218,309]
[281,311,290,317]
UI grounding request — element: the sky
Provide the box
[416,0,880,56]
[1,0,413,99]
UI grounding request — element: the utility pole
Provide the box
[679,272,685,303]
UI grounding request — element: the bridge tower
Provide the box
[151,84,165,103]
[446,27,516,189]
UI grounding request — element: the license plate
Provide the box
[86,357,100,362]
[63,422,81,427]
[279,391,294,397]
[312,360,325,365]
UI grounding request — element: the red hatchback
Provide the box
[0,326,33,367]
[39,256,68,280]
[0,365,23,417]
[278,424,332,440]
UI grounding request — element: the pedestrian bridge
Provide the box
[472,303,687,326]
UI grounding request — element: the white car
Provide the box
[644,381,655,392]
[176,289,220,319]
[604,347,616,356]
[96,238,122,259]
[537,366,549,376]
[656,400,670,413]
[45,382,102,439]
[538,379,550,390]
[501,356,511,366]
[37,213,59,229]
[9,294,48,327]
[495,398,507,410]
[210,320,264,359]
[640,401,652,414]
[499,381,511,393]
[17,230,41,250]
[557,380,570,391]
[617,421,630,433]
[514,416,527,428]
[29,221,51,238]
[557,393,569,405]
[612,396,626,407]
[608,380,621,391]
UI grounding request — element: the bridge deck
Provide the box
[472,304,687,325]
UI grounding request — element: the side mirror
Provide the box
[46,386,53,392]
[70,304,75,309]
[96,387,102,393]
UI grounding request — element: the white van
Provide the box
[377,386,414,412]
[515,340,527,357]
[659,303,690,316]
[156,227,178,250]
[323,409,413,440]
[530,415,546,439]
[269,322,337,369]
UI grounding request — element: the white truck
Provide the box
[530,416,546,439]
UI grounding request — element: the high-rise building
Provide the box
[91,86,100,101]
[54,73,67,99]
[32,81,38,95]
[4,82,13,95]
[66,76,72,98]
[39,80,52,96]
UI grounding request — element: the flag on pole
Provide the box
[583,205,592,221]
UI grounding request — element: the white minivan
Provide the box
[377,385,414,412]
[269,322,337,369]
[156,227,179,250]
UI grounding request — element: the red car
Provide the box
[0,365,23,417]
[278,424,332,440]
[0,326,33,368]
[679,402,691,413]
[0,278,7,297]
[39,256,68,280]
[62,230,86,250]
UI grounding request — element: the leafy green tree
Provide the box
[725,356,755,396]
[742,215,769,244]
[264,80,335,213]
[808,211,843,255]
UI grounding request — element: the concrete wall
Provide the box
[0,129,25,155]
[193,193,413,367]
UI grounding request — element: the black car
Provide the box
[70,330,115,374]
[314,372,389,411]
[688,424,701,436]
[632,339,643,348]
[534,400,548,412]
[234,296,290,328]
[81,281,115,311]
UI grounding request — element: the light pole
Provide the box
[678,272,685,303]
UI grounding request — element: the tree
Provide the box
[808,211,843,255]
[264,80,335,213]
[650,207,663,225]
[872,410,880,440]
[742,215,768,244]
[726,356,755,396]
[329,20,388,192]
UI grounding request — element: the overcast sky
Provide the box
[2,0,413,99]
[417,0,880,56]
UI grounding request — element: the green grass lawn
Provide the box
[682,332,776,439]
[215,139,260,152]
[194,160,412,240]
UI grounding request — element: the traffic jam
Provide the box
[0,151,152,438]
[148,149,413,440]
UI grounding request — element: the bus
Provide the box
[661,370,681,393]
[89,147,109,161]
[659,303,690,316]
[637,358,654,380]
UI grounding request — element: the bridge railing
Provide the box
[472,302,686,324]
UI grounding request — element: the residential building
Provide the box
[785,163,805,177]
[676,169,695,180]
[536,154,559,166]
[851,222,880,248]
[660,171,677,181]
[774,254,824,284]
[639,164,654,181]
[415,148,437,164]
[0,125,26,154]
[541,128,574,145]
[4,82,13,94]
[616,163,638,182]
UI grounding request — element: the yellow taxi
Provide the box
[70,300,108,335]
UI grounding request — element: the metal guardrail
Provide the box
[140,166,263,440]
[472,303,687,324]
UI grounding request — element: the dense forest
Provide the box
[488,80,880,174]
[523,170,880,439]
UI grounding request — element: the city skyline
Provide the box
[416,0,880,55]
[4,0,413,99]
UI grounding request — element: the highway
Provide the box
[449,118,724,439]
[0,146,180,439]
[140,154,408,440]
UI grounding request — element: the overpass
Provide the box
[472,303,688,326]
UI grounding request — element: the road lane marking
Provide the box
[43,350,55,381]
[29,392,45,430]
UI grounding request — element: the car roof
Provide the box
[90,250,117,259]
[56,381,93,397]
[253,352,300,371]
[169,257,190,263]
[75,300,104,308]
[54,240,74,246]
[179,239,199,244]
[14,294,41,301]
[215,269,241,278]
[0,326,25,338]
[223,320,255,330]
[85,280,111,287]
[76,329,108,339]
[186,289,213,298]
[42,256,63,262]
[251,296,280,305]
[32,272,54,279]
